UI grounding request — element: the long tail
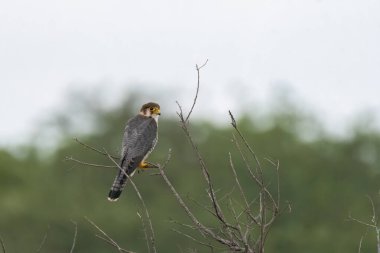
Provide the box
[108,159,136,201]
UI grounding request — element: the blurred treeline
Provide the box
[0,92,380,253]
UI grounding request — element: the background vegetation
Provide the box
[0,92,379,252]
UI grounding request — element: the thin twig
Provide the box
[171,228,215,252]
[231,123,279,217]
[366,195,380,253]
[275,160,281,210]
[357,227,369,253]
[0,236,5,253]
[137,212,151,253]
[177,113,236,237]
[263,157,281,210]
[259,192,265,251]
[228,153,251,218]
[228,198,250,251]
[186,194,220,220]
[36,225,50,253]
[358,234,364,253]
[168,219,202,231]
[232,134,276,228]
[73,138,119,159]
[158,151,242,251]
[177,60,230,232]
[65,156,117,168]
[85,216,133,253]
[229,111,263,179]
[94,235,135,253]
[70,221,78,253]
[348,213,377,228]
[367,195,378,225]
[185,59,208,122]
[229,111,282,253]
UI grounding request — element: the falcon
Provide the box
[108,102,161,201]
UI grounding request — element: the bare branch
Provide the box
[168,219,203,231]
[259,192,266,251]
[65,156,117,168]
[232,133,278,222]
[176,111,234,237]
[228,153,251,217]
[350,196,380,253]
[186,194,220,220]
[105,151,157,253]
[348,213,376,228]
[69,61,283,253]
[358,229,368,253]
[158,160,242,251]
[70,221,78,253]
[229,110,263,179]
[85,216,134,253]
[229,112,284,253]
[227,199,248,249]
[367,195,378,225]
[264,157,281,209]
[171,228,215,252]
[94,235,135,253]
[36,225,50,253]
[275,160,281,210]
[175,62,241,244]
[185,59,208,122]
[137,212,151,253]
[0,236,5,253]
[73,138,119,159]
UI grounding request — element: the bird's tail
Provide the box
[108,159,136,201]
[108,169,127,201]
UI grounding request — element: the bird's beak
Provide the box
[156,108,161,115]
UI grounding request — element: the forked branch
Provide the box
[349,195,380,253]
[85,216,136,253]
[69,60,283,253]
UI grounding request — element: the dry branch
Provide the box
[171,228,215,252]
[69,59,284,253]
[74,137,119,159]
[85,216,136,253]
[155,61,284,253]
[185,59,208,122]
[105,151,157,253]
[65,156,117,168]
[137,212,151,253]
[70,221,78,253]
[349,195,380,253]
[0,236,5,253]
[158,164,243,251]
[35,225,50,253]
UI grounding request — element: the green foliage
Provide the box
[0,95,379,252]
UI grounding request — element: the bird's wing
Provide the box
[122,115,157,163]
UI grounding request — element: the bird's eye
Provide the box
[149,107,154,111]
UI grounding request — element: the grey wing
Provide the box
[122,115,158,162]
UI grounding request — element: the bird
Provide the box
[108,102,161,201]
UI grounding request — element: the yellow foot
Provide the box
[138,161,159,170]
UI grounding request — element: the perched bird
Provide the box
[108,102,161,201]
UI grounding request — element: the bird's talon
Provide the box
[138,161,158,169]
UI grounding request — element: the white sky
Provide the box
[1,0,380,146]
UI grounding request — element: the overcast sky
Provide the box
[1,0,380,146]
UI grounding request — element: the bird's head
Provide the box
[140,102,161,119]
